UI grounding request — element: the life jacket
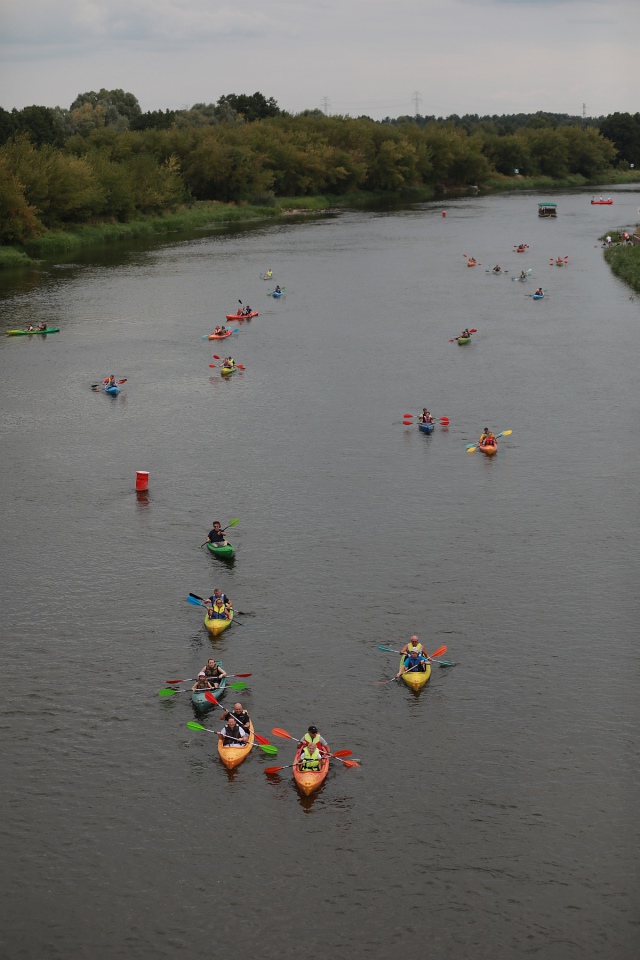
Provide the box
[205,665,223,679]
[303,733,322,747]
[210,603,228,619]
[301,746,321,770]
[405,655,426,672]
[195,678,210,689]
[407,641,424,655]
[222,724,246,746]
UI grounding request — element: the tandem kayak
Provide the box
[191,668,227,709]
[591,199,613,204]
[293,743,330,796]
[418,421,434,435]
[226,312,258,321]
[204,608,234,636]
[209,331,233,340]
[206,541,235,560]
[221,364,236,377]
[7,328,60,336]
[218,720,254,769]
[479,441,498,456]
[398,655,431,692]
[457,336,471,345]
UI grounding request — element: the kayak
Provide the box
[191,666,227,709]
[7,327,60,336]
[457,336,471,345]
[226,312,258,321]
[293,743,330,796]
[479,441,498,456]
[591,200,613,205]
[271,291,283,298]
[221,364,236,377]
[418,421,434,435]
[206,541,235,560]
[466,260,476,267]
[209,331,233,340]
[218,720,254,769]
[532,293,544,300]
[104,384,120,396]
[204,607,234,636]
[398,655,431,692]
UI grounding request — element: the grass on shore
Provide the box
[0,246,35,269]
[604,242,640,294]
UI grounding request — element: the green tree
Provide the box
[598,113,640,166]
[0,155,42,243]
[217,92,281,122]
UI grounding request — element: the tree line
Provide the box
[0,88,635,247]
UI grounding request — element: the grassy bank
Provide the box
[0,246,34,269]
[604,242,640,294]
[484,169,640,192]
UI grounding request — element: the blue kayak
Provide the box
[272,291,283,298]
[532,294,544,300]
[418,421,434,435]
[104,384,120,395]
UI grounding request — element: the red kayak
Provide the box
[226,311,258,321]
[591,199,613,205]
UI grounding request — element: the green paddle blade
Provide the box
[377,644,398,653]
[227,518,239,527]
[187,721,207,731]
[228,682,247,691]
[259,744,278,755]
[158,688,178,697]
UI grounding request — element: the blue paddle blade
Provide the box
[187,596,204,607]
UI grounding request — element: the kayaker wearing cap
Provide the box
[396,649,429,679]
[192,672,213,692]
[220,702,250,728]
[301,725,328,749]
[202,659,227,688]
[207,521,228,546]
[401,635,425,656]
[219,715,248,748]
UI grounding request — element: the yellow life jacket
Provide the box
[407,641,424,655]
[301,746,321,770]
[303,733,321,746]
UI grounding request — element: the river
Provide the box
[0,186,638,960]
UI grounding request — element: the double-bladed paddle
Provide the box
[187,720,277,754]
[91,378,127,390]
[377,643,456,667]
[165,673,252,684]
[269,728,360,769]
[158,681,246,697]
[466,429,512,453]
[448,328,477,342]
[376,645,447,683]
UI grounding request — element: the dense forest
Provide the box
[1,89,638,248]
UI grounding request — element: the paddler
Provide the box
[492,265,502,274]
[223,357,235,369]
[459,328,471,339]
[207,597,232,621]
[219,715,248,748]
[298,740,323,771]
[401,635,425,656]
[396,649,429,678]
[206,520,228,547]
[242,305,252,316]
[206,587,231,606]
[202,659,227,688]
[301,725,329,751]
[220,702,251,728]
[534,287,544,297]
[191,671,214,692]
[274,285,281,293]
[418,409,434,424]
[38,322,47,331]
[519,270,527,280]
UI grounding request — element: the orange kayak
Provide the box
[293,743,330,796]
[467,259,477,267]
[479,441,498,456]
[218,721,254,769]
[208,331,232,340]
[225,312,258,321]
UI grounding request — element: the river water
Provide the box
[0,187,638,960]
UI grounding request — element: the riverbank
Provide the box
[2,171,639,270]
[603,239,640,293]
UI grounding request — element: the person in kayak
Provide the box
[242,305,252,316]
[206,588,231,606]
[480,428,496,446]
[534,288,544,297]
[222,357,235,369]
[104,375,117,386]
[519,270,527,280]
[265,269,273,279]
[202,659,227,688]
[219,715,248,747]
[37,322,47,331]
[207,521,228,546]
[301,725,329,750]
[191,672,214,692]
[298,741,324,771]
[207,597,232,620]
[274,285,281,293]
[492,265,502,274]
[401,635,425,656]
[220,702,251,728]
[459,328,471,339]
[418,409,434,424]
[396,649,429,678]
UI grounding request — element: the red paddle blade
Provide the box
[402,421,412,426]
[403,414,414,418]
[204,692,220,705]
[253,734,271,746]
[236,365,245,370]
[264,766,284,775]
[212,354,221,359]
[470,328,477,333]
[332,750,352,758]
[341,760,360,768]
[429,645,447,659]
[165,678,186,684]
[271,727,295,740]
[209,364,217,368]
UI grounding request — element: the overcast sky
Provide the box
[1,0,638,119]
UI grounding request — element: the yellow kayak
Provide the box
[398,655,431,692]
[204,608,234,636]
[218,720,254,769]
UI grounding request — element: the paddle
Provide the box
[466,429,512,453]
[209,363,245,369]
[200,519,239,548]
[376,643,456,666]
[166,673,252,683]
[269,728,358,765]
[187,720,277,754]
[376,645,447,683]
[188,592,246,613]
[448,328,476,342]
[402,415,450,424]
[264,754,360,774]
[158,682,246,697]
[91,378,127,390]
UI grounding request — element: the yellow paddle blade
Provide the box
[466,445,478,453]
[500,429,513,437]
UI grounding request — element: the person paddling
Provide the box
[492,265,501,274]
[298,741,324,771]
[191,672,213,692]
[459,328,471,339]
[418,409,434,424]
[274,285,282,293]
[301,725,328,750]
[202,659,227,688]
[401,635,425,656]
[396,649,429,679]
[242,305,252,316]
[207,597,232,621]
[206,588,231,606]
[534,287,544,297]
[220,702,251,728]
[219,715,248,748]
[207,520,228,547]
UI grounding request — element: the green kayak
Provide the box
[7,328,60,336]
[457,336,471,345]
[206,541,236,560]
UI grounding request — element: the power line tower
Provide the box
[413,90,422,116]
[583,102,587,120]
[321,97,330,115]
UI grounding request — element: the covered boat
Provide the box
[479,440,498,456]
[457,336,471,345]
[538,202,557,218]
[226,311,258,321]
[209,330,233,340]
[418,421,434,435]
